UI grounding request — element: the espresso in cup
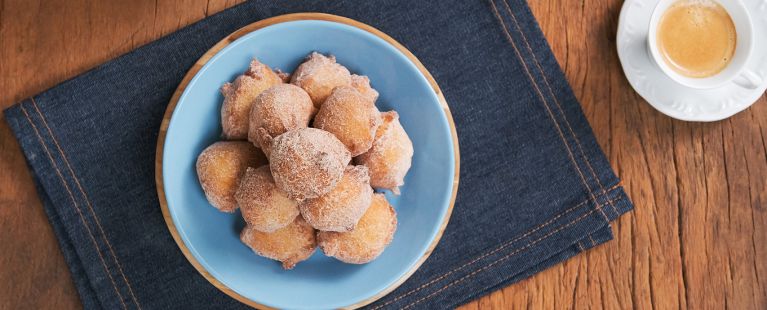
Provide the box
[656,0,736,78]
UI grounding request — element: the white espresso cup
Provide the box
[647,0,762,89]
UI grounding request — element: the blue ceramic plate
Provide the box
[158,14,458,309]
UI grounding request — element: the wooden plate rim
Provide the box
[154,12,461,309]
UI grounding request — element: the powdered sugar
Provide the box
[220,59,282,139]
[290,52,352,108]
[350,74,379,103]
[269,128,351,200]
[354,111,413,194]
[247,84,314,154]
[239,216,316,270]
[299,165,373,232]
[196,141,267,212]
[236,166,300,232]
[314,86,382,156]
[317,193,397,264]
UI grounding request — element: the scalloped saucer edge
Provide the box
[617,0,767,122]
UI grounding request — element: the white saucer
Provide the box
[617,0,767,122]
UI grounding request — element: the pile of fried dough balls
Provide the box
[196,53,413,269]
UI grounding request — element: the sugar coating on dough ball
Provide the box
[268,128,351,200]
[240,216,316,269]
[248,84,315,155]
[235,166,300,232]
[350,74,379,103]
[290,52,352,108]
[196,141,267,212]
[354,111,414,195]
[299,165,373,232]
[221,59,283,140]
[313,86,382,156]
[318,193,397,264]
[274,69,291,83]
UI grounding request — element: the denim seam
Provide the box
[399,196,623,309]
[501,0,621,218]
[449,233,606,310]
[371,184,621,309]
[19,102,128,310]
[588,234,597,247]
[488,0,608,222]
[29,98,142,310]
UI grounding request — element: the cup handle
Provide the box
[733,70,763,89]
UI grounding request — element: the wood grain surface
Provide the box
[0,1,764,309]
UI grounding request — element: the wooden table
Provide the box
[1,1,764,309]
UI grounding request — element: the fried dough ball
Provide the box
[235,166,300,232]
[313,86,382,156]
[318,193,397,264]
[221,59,283,139]
[196,141,267,212]
[240,216,317,269]
[355,111,414,195]
[290,52,352,108]
[299,165,373,232]
[247,84,315,155]
[350,74,379,103]
[268,128,351,200]
[275,69,291,83]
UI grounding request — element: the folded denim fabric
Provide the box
[4,0,633,309]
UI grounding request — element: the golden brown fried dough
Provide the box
[350,74,379,103]
[299,165,373,232]
[290,52,352,108]
[275,69,291,83]
[196,141,267,212]
[247,84,315,155]
[221,59,283,139]
[318,194,397,264]
[314,86,382,156]
[268,128,351,200]
[235,166,300,232]
[240,216,316,269]
[355,111,413,194]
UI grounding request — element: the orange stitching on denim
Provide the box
[20,103,128,310]
[400,201,611,309]
[501,0,620,217]
[588,235,597,247]
[370,184,621,309]
[489,0,607,221]
[29,98,142,309]
[375,3,629,306]
[576,241,585,251]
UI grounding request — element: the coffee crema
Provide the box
[657,0,736,78]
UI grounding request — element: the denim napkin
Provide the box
[4,0,632,309]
